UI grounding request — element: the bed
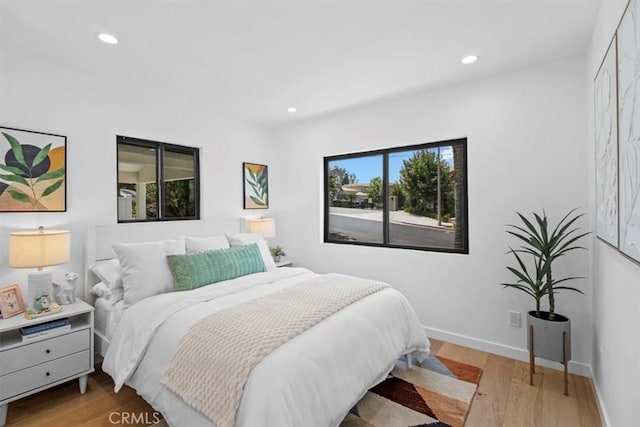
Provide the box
[85,220,430,427]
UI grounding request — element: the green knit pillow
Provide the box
[167,243,266,291]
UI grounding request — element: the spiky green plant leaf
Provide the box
[503,208,589,314]
[552,286,585,294]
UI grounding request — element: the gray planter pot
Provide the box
[527,310,571,395]
[527,311,571,363]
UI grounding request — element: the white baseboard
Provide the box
[588,365,611,427]
[423,325,592,378]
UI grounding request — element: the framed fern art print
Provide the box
[243,162,268,209]
[0,127,66,212]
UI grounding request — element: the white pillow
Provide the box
[225,232,276,271]
[90,282,111,298]
[185,235,230,254]
[89,282,124,305]
[90,259,123,290]
[112,239,186,308]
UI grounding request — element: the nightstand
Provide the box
[275,258,293,268]
[0,300,94,427]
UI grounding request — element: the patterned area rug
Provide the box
[341,354,483,427]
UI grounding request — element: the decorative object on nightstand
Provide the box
[0,299,94,427]
[23,297,62,319]
[53,272,79,305]
[501,208,588,396]
[269,245,286,263]
[0,285,26,319]
[9,227,70,312]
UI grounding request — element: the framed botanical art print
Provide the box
[0,127,66,212]
[0,284,26,319]
[243,162,268,209]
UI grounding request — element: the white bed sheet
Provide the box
[94,297,124,340]
[103,267,429,427]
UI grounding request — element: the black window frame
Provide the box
[323,137,469,254]
[117,135,200,223]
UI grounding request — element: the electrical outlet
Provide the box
[508,311,521,328]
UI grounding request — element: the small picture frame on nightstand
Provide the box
[0,284,26,319]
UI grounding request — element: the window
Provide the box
[324,138,468,253]
[117,135,199,222]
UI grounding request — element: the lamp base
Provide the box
[27,271,53,310]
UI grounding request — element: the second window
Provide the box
[117,135,200,222]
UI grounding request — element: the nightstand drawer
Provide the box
[0,329,90,376]
[0,349,90,401]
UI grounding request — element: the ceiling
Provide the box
[1,0,601,127]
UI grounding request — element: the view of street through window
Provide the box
[327,143,465,251]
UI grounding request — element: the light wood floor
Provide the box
[6,339,602,426]
[431,339,602,427]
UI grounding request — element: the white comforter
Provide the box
[103,267,430,427]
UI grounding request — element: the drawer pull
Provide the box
[46,349,51,354]
[45,372,50,377]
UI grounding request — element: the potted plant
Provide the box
[270,245,285,262]
[502,208,588,394]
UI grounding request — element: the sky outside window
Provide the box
[330,147,453,184]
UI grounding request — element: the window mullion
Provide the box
[157,144,164,220]
[193,148,201,220]
[382,152,389,245]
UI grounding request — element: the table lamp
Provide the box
[248,217,276,239]
[9,227,70,306]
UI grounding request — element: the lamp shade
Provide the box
[248,218,276,239]
[9,228,71,269]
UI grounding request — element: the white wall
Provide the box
[273,57,592,372]
[0,52,275,294]
[587,0,640,425]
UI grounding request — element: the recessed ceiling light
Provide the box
[461,55,478,64]
[97,33,118,45]
[287,107,297,113]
